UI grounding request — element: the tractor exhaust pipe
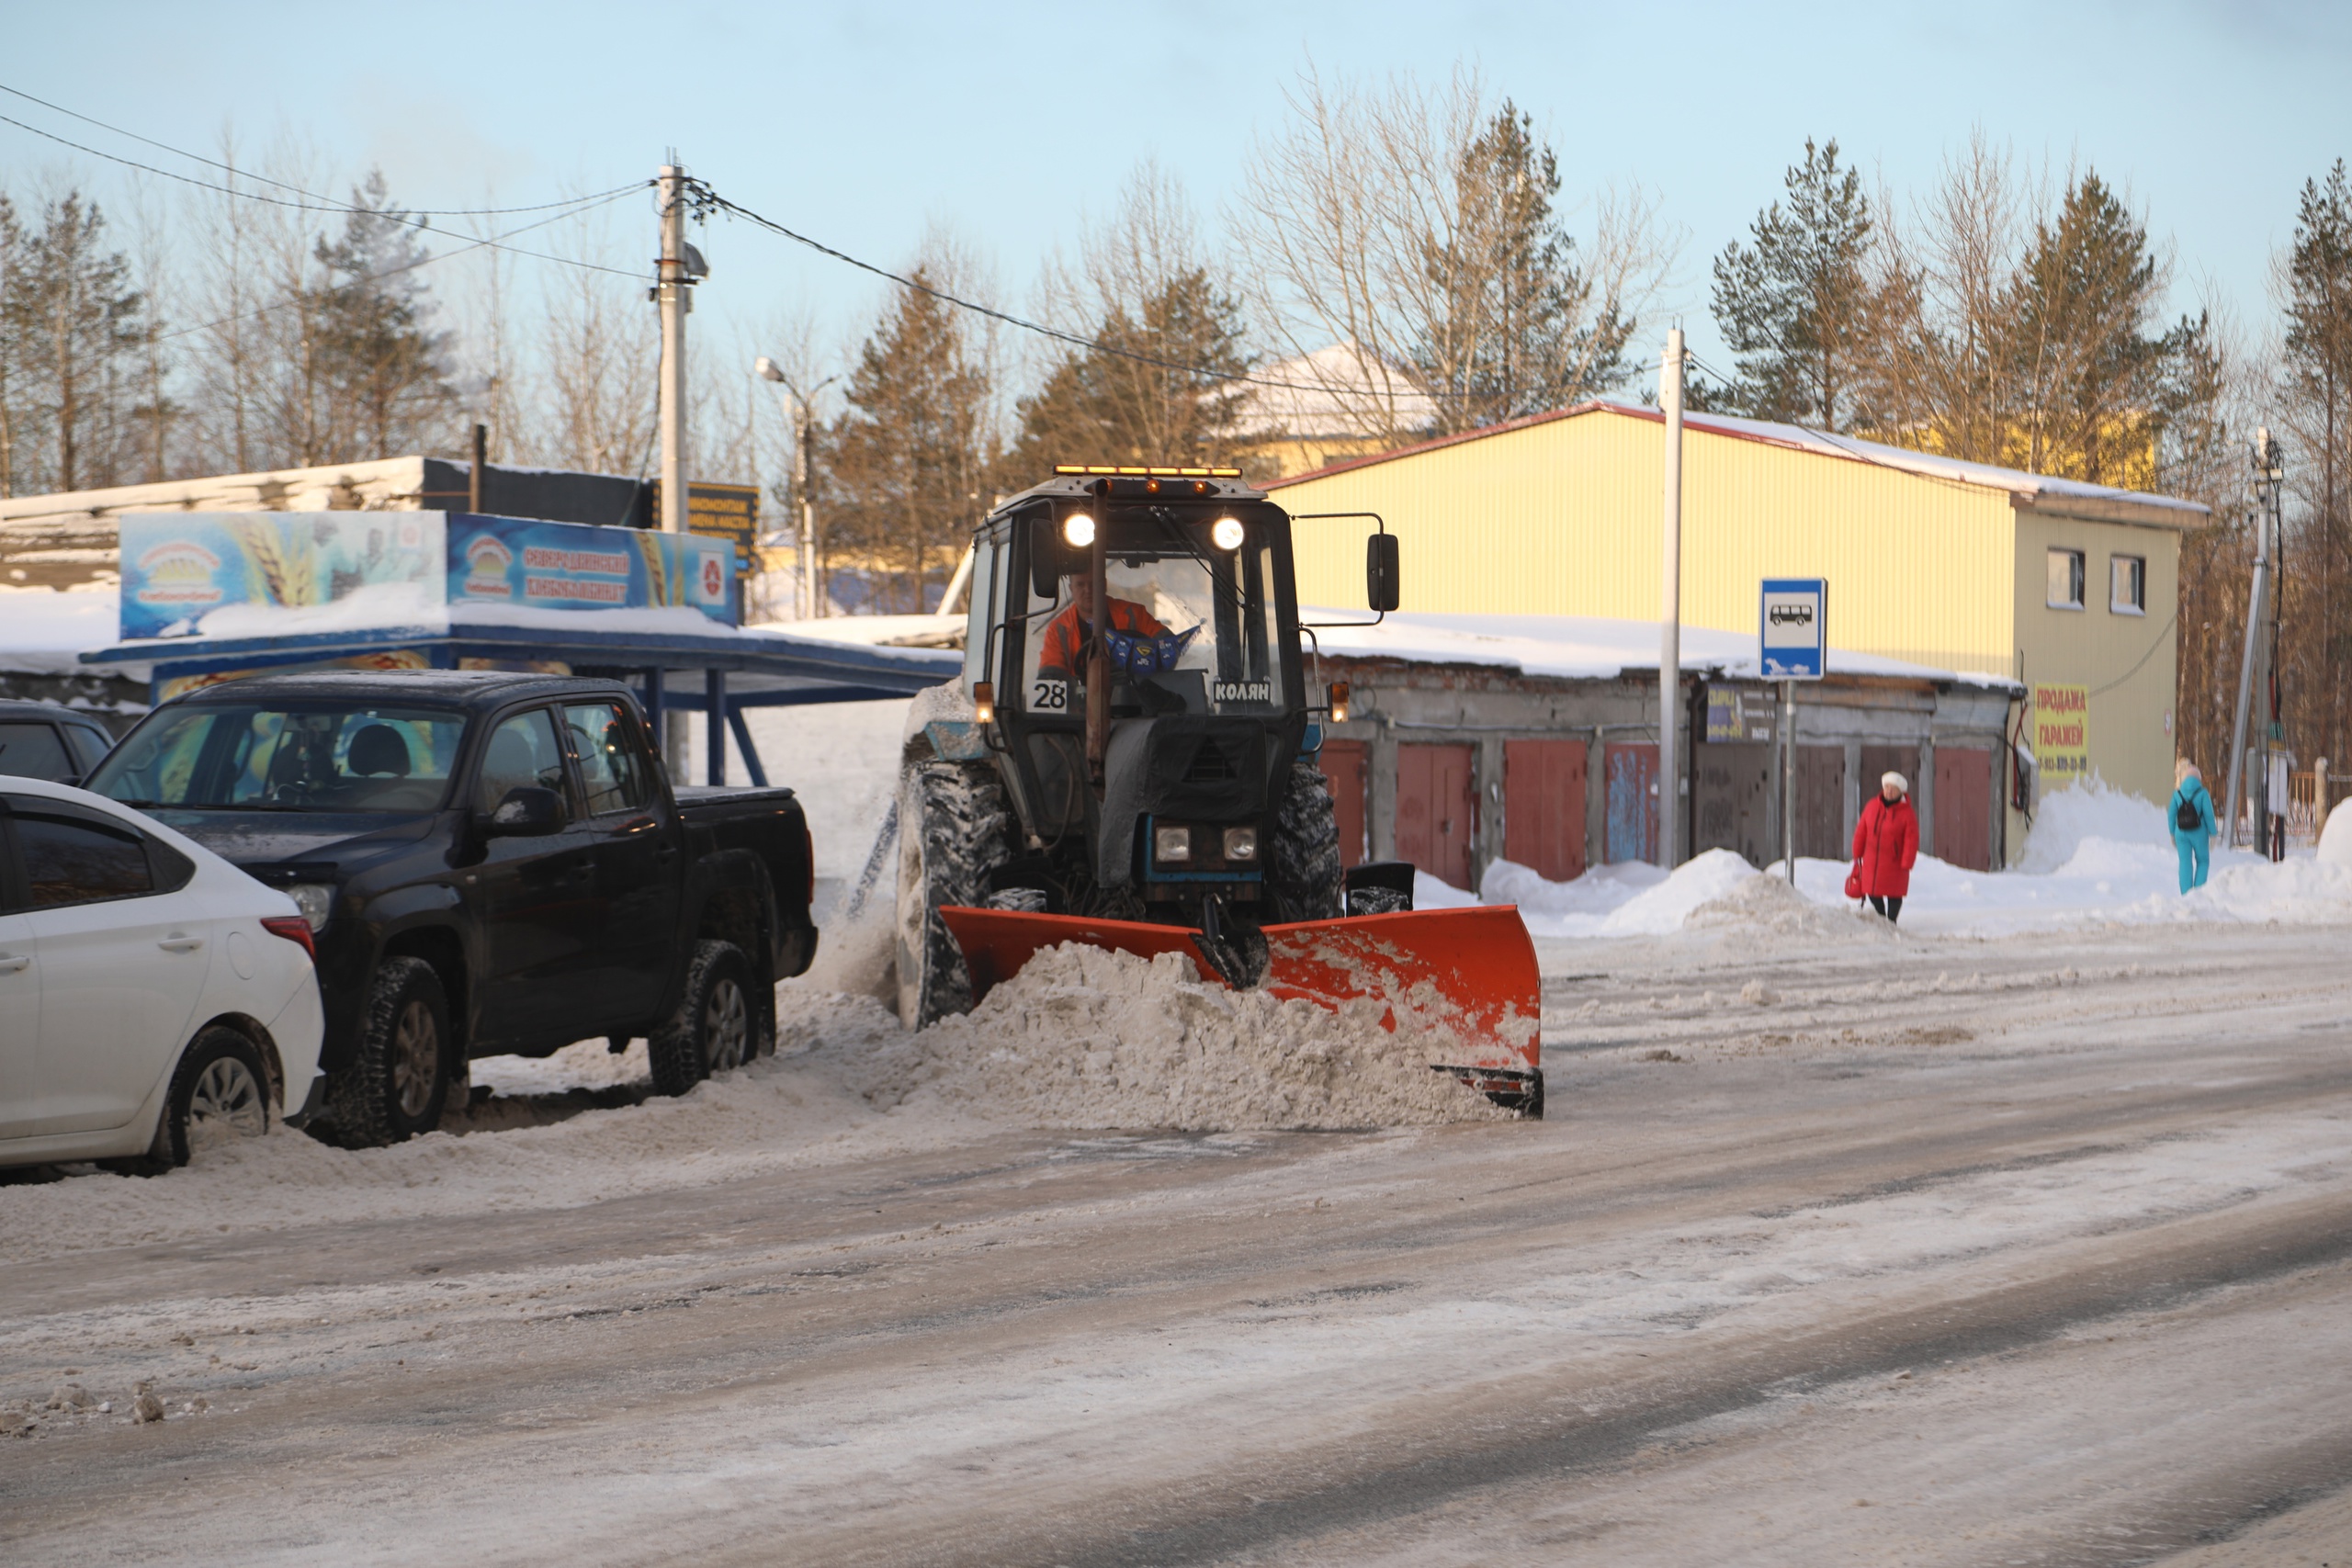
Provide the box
[1086,477,1112,793]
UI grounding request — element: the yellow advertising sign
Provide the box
[650,480,761,561]
[2033,682,2090,787]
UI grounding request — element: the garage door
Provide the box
[1504,739,1586,882]
[1604,742,1657,865]
[1316,739,1371,869]
[1935,747,1992,871]
[1396,742,1475,892]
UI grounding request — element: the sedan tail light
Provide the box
[260,916,317,963]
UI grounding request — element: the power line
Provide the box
[0,107,650,288]
[0,81,639,218]
[153,186,641,346]
[704,186,1464,404]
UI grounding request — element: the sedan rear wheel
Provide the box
[137,1026,274,1170]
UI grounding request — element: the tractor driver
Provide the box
[1035,572,1168,684]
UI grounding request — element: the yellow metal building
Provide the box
[1270,401,2206,862]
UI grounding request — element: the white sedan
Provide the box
[0,778,323,1172]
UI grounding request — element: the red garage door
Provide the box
[1935,747,1992,871]
[1396,742,1476,892]
[1317,739,1371,869]
[1504,739,1586,882]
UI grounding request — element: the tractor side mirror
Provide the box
[1366,533,1400,613]
[484,784,566,838]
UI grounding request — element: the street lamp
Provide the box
[754,356,840,619]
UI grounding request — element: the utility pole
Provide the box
[654,161,695,779]
[469,423,487,514]
[753,357,839,619]
[1657,326,1685,871]
[656,163,692,535]
[2226,430,2283,847]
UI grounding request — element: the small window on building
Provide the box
[2047,548,2085,610]
[2109,554,2145,615]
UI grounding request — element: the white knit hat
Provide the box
[1882,771,1908,794]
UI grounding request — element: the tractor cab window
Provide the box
[1018,519,1283,718]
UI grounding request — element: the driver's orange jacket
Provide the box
[1036,597,1167,678]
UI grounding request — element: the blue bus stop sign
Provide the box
[1759,578,1826,680]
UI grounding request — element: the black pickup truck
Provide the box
[84,670,817,1145]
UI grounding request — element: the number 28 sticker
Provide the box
[1030,678,1069,712]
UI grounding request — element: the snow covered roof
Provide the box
[0,582,961,693]
[1271,400,2209,526]
[1234,342,1440,441]
[1311,610,2019,690]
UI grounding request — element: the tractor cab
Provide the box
[959,469,1315,909]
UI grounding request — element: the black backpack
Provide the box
[2174,791,2201,831]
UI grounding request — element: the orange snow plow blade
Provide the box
[936,903,1543,1116]
[938,907,1224,998]
[1261,907,1542,1113]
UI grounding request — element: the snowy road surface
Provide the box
[5,919,2351,1564]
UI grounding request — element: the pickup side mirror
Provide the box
[1366,533,1400,614]
[483,784,565,838]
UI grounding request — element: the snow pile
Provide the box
[857,944,1511,1131]
[1482,857,1665,919]
[2320,798,2352,868]
[2016,775,2168,873]
[1595,849,1759,936]
[1684,868,1891,942]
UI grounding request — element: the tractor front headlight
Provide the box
[1062,513,1096,548]
[1154,825,1193,863]
[1222,827,1259,862]
[1209,516,1245,551]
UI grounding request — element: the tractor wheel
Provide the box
[895,759,1012,1028]
[1264,757,1344,924]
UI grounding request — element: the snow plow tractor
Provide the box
[893,467,1541,1114]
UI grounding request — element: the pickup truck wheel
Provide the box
[650,940,752,1096]
[327,957,452,1147]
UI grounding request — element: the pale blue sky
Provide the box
[7,1,2349,401]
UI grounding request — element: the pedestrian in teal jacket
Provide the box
[2170,758,2215,893]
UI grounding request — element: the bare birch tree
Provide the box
[1231,63,1675,442]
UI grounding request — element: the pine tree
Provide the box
[2282,161,2352,764]
[2005,172,2167,484]
[824,268,997,612]
[1416,103,1630,432]
[1009,268,1255,476]
[311,170,453,461]
[5,191,146,492]
[1710,139,1877,429]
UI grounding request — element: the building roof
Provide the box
[1235,342,1440,441]
[1269,399,2210,529]
[1309,610,2018,691]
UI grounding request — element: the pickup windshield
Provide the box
[88,702,467,813]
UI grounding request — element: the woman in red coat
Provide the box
[1852,771,1920,922]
